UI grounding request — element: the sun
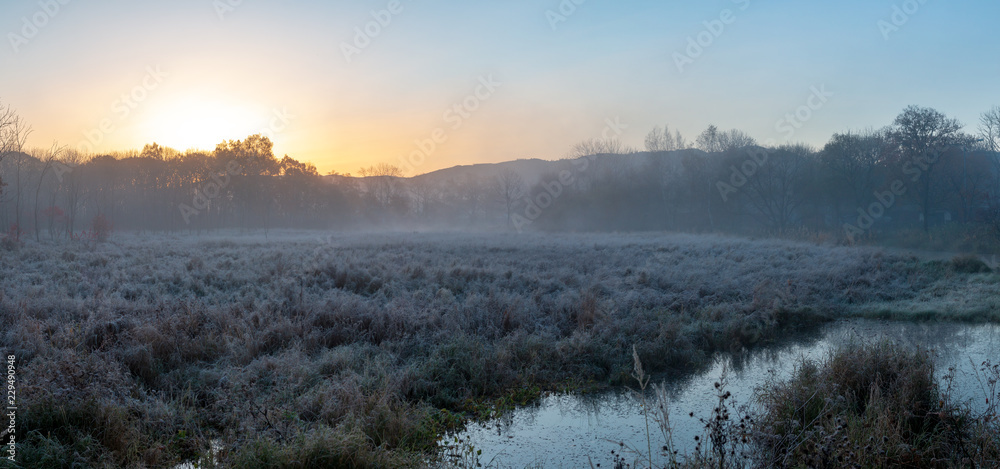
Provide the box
[138,94,267,152]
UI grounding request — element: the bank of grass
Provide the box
[875,224,1000,255]
[850,253,1000,322]
[0,231,996,467]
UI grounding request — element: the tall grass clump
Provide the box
[754,342,998,468]
[621,342,1000,469]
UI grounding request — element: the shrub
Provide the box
[755,343,953,468]
[1,223,24,251]
[91,214,114,242]
[949,254,992,274]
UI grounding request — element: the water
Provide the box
[449,319,1000,469]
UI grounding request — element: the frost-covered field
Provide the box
[0,231,995,467]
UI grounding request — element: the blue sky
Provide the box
[2,0,998,174]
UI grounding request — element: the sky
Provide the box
[2,0,998,176]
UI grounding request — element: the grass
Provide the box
[0,230,996,467]
[872,224,1000,255]
[624,341,1000,469]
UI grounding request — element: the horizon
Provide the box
[3,0,999,176]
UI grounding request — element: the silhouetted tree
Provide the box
[820,128,889,221]
[696,125,721,152]
[645,125,680,152]
[740,144,816,232]
[569,138,632,158]
[0,103,31,201]
[359,163,403,210]
[493,168,525,228]
[981,106,1000,154]
[697,126,755,153]
[887,106,965,232]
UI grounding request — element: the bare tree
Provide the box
[716,129,757,152]
[980,106,1000,153]
[978,107,1000,230]
[569,138,633,158]
[33,143,66,241]
[492,168,525,228]
[740,144,816,232]
[60,149,87,237]
[359,163,404,209]
[697,125,755,153]
[673,129,688,150]
[0,102,32,200]
[696,125,721,152]
[457,177,488,224]
[644,125,678,152]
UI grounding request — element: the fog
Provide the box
[2,107,999,248]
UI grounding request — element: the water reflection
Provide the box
[452,319,1000,469]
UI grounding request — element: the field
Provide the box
[1,231,998,467]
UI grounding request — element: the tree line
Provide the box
[527,105,1000,243]
[1,102,1000,245]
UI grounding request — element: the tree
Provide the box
[820,128,889,213]
[739,144,816,232]
[358,163,404,210]
[941,145,992,223]
[214,135,280,230]
[492,168,525,228]
[60,149,87,237]
[980,106,1000,153]
[140,142,166,160]
[569,138,633,158]
[977,107,1000,231]
[696,125,721,152]
[644,125,678,152]
[887,106,965,232]
[673,129,689,150]
[0,102,31,199]
[716,129,756,152]
[278,155,318,177]
[33,143,66,241]
[697,125,755,153]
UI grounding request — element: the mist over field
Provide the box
[3,0,1000,468]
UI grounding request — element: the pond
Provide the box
[447,319,1000,468]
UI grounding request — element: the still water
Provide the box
[449,319,1000,468]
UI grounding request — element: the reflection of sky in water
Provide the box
[451,319,1000,469]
